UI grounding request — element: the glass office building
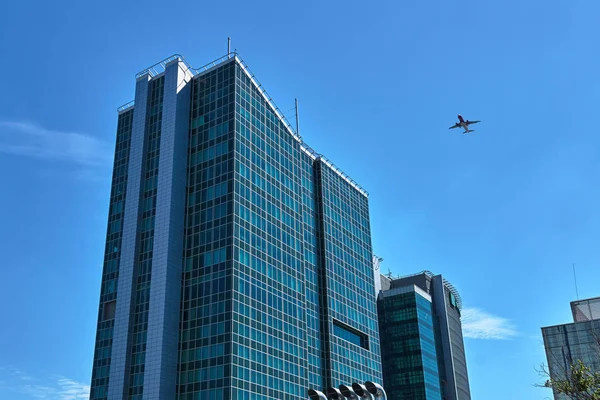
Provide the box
[542,297,600,400]
[377,272,471,400]
[377,285,442,400]
[89,53,382,400]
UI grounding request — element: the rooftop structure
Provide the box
[118,53,368,197]
[571,296,600,322]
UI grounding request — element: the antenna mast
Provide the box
[295,98,300,135]
[573,262,580,300]
[228,37,231,57]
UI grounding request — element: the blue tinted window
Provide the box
[333,321,368,349]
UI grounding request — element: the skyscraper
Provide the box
[377,271,471,400]
[89,52,382,400]
[542,297,600,400]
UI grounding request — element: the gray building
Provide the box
[377,271,471,400]
[88,52,382,400]
[542,297,600,400]
[571,297,600,323]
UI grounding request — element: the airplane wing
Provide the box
[466,120,480,126]
[449,123,460,129]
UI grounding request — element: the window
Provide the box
[449,291,457,308]
[332,320,369,349]
[103,301,116,320]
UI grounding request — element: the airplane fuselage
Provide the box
[457,114,473,133]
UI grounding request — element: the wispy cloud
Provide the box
[55,378,90,400]
[461,307,518,340]
[10,367,34,381]
[0,120,112,167]
[0,366,89,399]
[1,366,35,382]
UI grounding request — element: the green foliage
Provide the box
[544,360,600,400]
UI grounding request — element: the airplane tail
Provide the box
[463,129,475,134]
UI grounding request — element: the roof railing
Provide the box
[191,52,236,75]
[319,156,369,197]
[120,52,369,197]
[135,54,190,79]
[394,270,463,311]
[233,54,301,143]
[299,143,368,197]
[300,144,320,160]
[117,100,135,113]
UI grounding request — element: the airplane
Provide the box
[449,114,480,133]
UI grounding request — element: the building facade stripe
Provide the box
[143,60,193,400]
[108,74,151,400]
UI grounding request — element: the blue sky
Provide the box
[1,0,599,399]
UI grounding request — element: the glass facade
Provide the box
[90,108,133,400]
[89,54,382,400]
[129,76,165,400]
[231,62,310,400]
[542,308,600,400]
[377,287,442,400]
[315,161,381,387]
[177,58,235,400]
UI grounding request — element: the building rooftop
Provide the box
[541,296,600,330]
[571,296,600,322]
[378,284,432,302]
[117,53,369,198]
[386,270,463,311]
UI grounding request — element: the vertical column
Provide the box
[143,59,192,400]
[313,159,333,389]
[432,275,459,400]
[108,74,151,399]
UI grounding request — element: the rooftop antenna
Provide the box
[295,98,300,135]
[573,262,580,300]
[227,37,231,57]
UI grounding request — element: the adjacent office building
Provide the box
[377,271,471,400]
[88,52,382,400]
[542,297,600,400]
